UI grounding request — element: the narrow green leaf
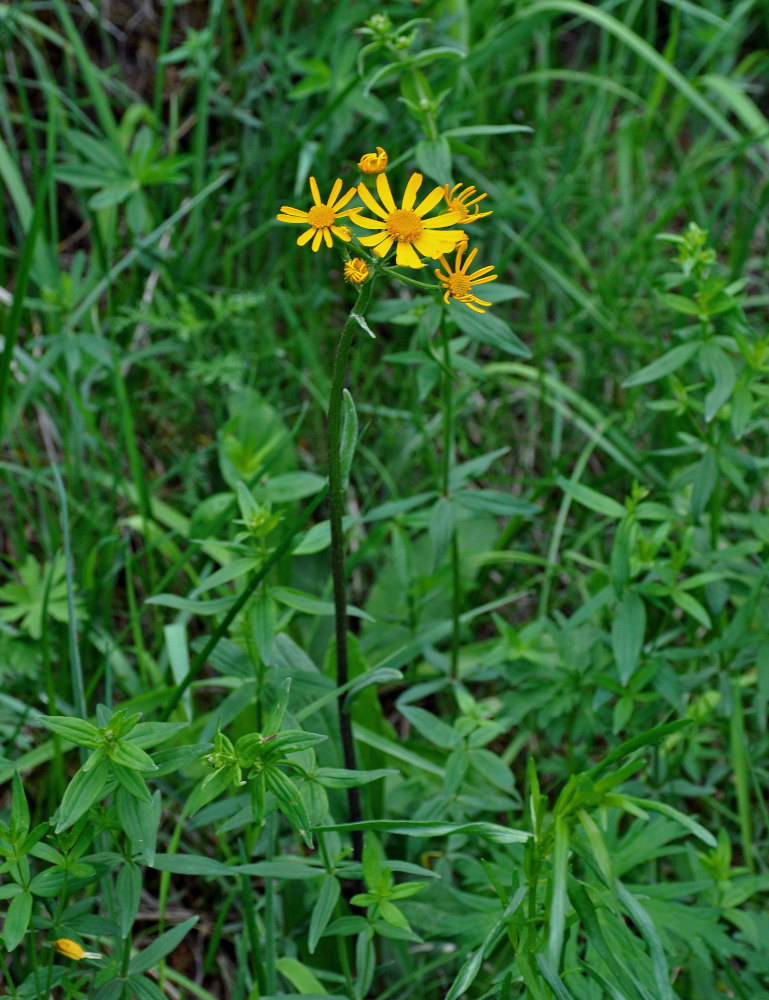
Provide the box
[615,880,673,1000]
[671,589,712,629]
[568,879,646,1000]
[276,956,327,994]
[700,342,735,422]
[449,302,530,357]
[415,136,452,185]
[128,916,198,975]
[308,874,340,953]
[116,862,142,939]
[10,771,30,836]
[323,819,530,844]
[271,586,373,620]
[622,342,698,387]
[109,741,157,772]
[265,767,313,848]
[40,716,101,748]
[557,476,626,519]
[657,292,701,316]
[547,815,569,970]
[429,496,454,571]
[453,489,539,517]
[620,796,716,847]
[398,705,460,750]
[612,590,646,685]
[56,758,111,832]
[263,677,292,736]
[112,764,152,802]
[312,767,397,789]
[3,890,31,951]
[117,786,158,864]
[164,623,192,721]
[126,975,166,1000]
[536,954,578,1000]
[340,388,358,492]
[586,719,691,779]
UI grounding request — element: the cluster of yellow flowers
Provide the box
[276,146,498,313]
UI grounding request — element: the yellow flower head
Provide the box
[350,172,463,269]
[50,938,103,961]
[435,245,498,313]
[344,258,370,284]
[277,177,357,252]
[443,183,492,224]
[358,146,388,174]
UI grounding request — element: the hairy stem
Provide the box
[327,280,374,863]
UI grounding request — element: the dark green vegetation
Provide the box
[1,1,768,997]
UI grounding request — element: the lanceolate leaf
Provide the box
[265,766,313,848]
[56,758,111,832]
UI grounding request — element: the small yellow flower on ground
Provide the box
[435,246,498,313]
[344,258,370,284]
[277,177,357,252]
[50,938,103,961]
[351,173,463,269]
[358,146,388,174]
[443,183,492,224]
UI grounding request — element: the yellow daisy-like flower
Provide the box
[344,258,370,284]
[358,146,388,174]
[277,177,356,252]
[351,173,463,269]
[443,183,492,224]
[50,938,103,961]
[435,246,498,313]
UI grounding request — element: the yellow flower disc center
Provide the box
[386,209,423,243]
[307,204,336,229]
[449,274,472,297]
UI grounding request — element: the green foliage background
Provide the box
[0,1,768,998]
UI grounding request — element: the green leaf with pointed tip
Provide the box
[40,716,101,748]
[109,741,157,772]
[340,388,358,492]
[116,861,142,938]
[263,677,291,736]
[308,874,340,954]
[265,766,313,848]
[56,758,111,832]
[10,771,29,838]
[3,889,31,950]
[127,916,198,975]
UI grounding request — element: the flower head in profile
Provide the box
[277,178,357,252]
[358,147,388,174]
[435,245,498,313]
[443,183,492,224]
[351,173,463,269]
[50,938,103,961]
[344,258,370,284]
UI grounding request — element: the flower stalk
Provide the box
[327,278,374,863]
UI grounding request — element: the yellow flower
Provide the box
[50,938,103,961]
[358,146,388,174]
[454,230,469,254]
[435,246,498,313]
[277,177,357,252]
[350,172,463,269]
[344,258,370,284]
[443,183,492,224]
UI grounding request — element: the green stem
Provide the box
[440,318,461,680]
[327,280,374,863]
